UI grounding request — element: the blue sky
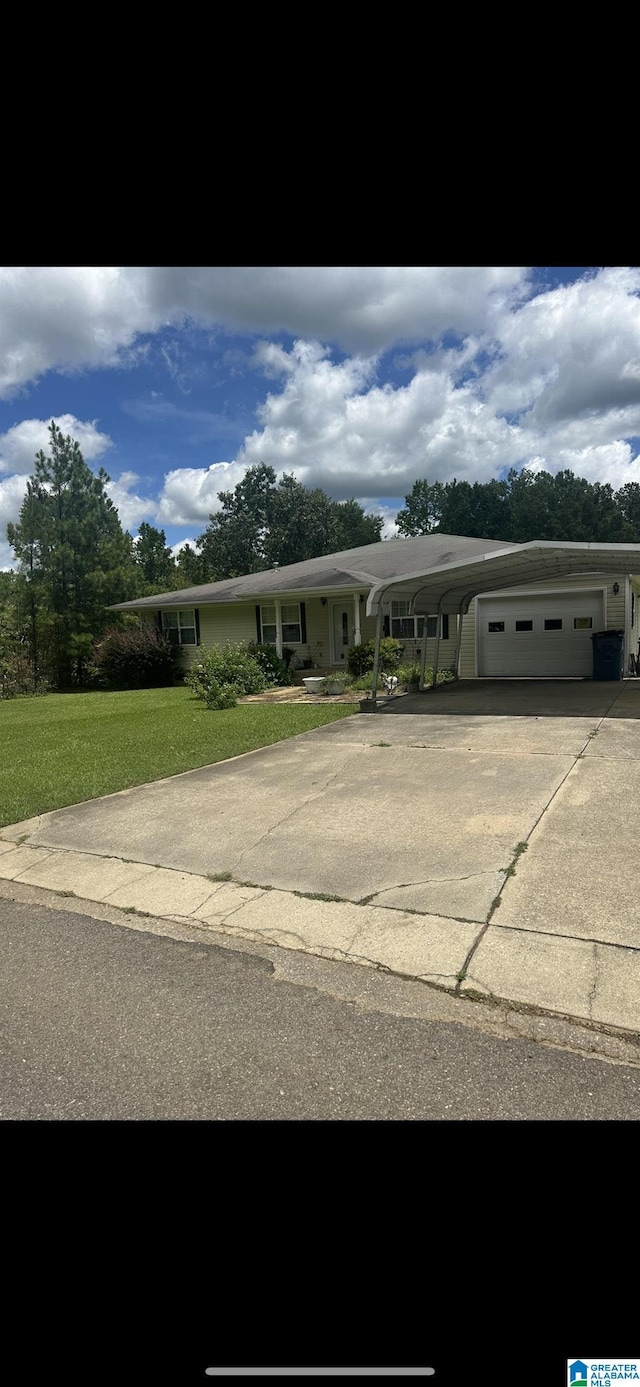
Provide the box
[1,266,639,567]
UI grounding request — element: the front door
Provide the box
[331,603,352,666]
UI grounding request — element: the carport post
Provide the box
[431,599,444,687]
[370,604,384,707]
[454,602,464,678]
[418,621,429,691]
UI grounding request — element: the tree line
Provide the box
[3,423,640,694]
[1,425,382,691]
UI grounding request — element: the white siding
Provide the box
[461,574,630,678]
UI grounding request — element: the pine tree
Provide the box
[7,421,138,687]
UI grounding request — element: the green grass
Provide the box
[0,686,355,827]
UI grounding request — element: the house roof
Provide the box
[109,534,514,610]
[366,540,640,616]
[109,532,640,615]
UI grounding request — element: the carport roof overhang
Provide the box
[365,542,640,618]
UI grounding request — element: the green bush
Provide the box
[247,642,291,686]
[0,649,40,699]
[397,661,422,687]
[346,637,403,677]
[94,626,179,689]
[185,642,267,709]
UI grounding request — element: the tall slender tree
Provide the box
[7,421,137,687]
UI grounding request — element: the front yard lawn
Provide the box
[0,686,355,827]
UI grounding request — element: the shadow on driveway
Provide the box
[379,679,640,719]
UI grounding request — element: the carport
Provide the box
[365,540,640,707]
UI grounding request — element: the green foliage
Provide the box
[94,625,179,689]
[173,543,209,588]
[6,421,138,688]
[134,523,177,593]
[397,661,422,686]
[396,468,640,544]
[248,642,292,686]
[346,637,403,677]
[396,480,446,536]
[185,642,268,709]
[195,464,385,580]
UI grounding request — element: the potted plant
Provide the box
[320,675,347,696]
[399,660,422,694]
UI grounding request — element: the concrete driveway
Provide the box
[2,679,640,1038]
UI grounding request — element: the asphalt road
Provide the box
[2,895,640,1120]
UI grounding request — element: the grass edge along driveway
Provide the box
[0,686,355,827]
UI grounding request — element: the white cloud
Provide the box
[486,267,640,432]
[104,471,157,531]
[0,266,528,397]
[0,415,112,475]
[0,473,29,567]
[157,461,254,525]
[209,339,521,500]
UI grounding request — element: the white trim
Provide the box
[330,600,353,667]
[161,608,197,646]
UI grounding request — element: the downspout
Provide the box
[625,574,632,677]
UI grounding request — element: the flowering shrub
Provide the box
[185,643,267,709]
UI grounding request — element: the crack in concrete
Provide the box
[10,848,58,878]
[362,869,504,905]
[231,750,357,872]
[588,943,599,1022]
[488,921,640,954]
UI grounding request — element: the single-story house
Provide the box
[110,533,640,702]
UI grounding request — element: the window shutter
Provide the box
[442,614,449,641]
[194,609,201,645]
[300,602,307,643]
[255,605,262,642]
[383,615,390,637]
[156,611,163,633]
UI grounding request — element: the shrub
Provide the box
[397,661,422,687]
[185,642,267,709]
[0,649,40,699]
[247,642,291,686]
[190,677,239,710]
[346,637,403,677]
[94,625,179,689]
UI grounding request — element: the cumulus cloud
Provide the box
[486,267,640,431]
[156,462,253,525]
[171,339,523,505]
[104,471,157,531]
[0,266,528,397]
[0,473,29,567]
[0,415,112,475]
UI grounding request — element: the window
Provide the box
[544,618,563,631]
[390,602,448,640]
[162,609,197,645]
[515,620,533,632]
[574,617,593,630]
[260,602,302,644]
[391,601,424,640]
[488,621,505,633]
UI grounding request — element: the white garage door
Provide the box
[477,590,605,677]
